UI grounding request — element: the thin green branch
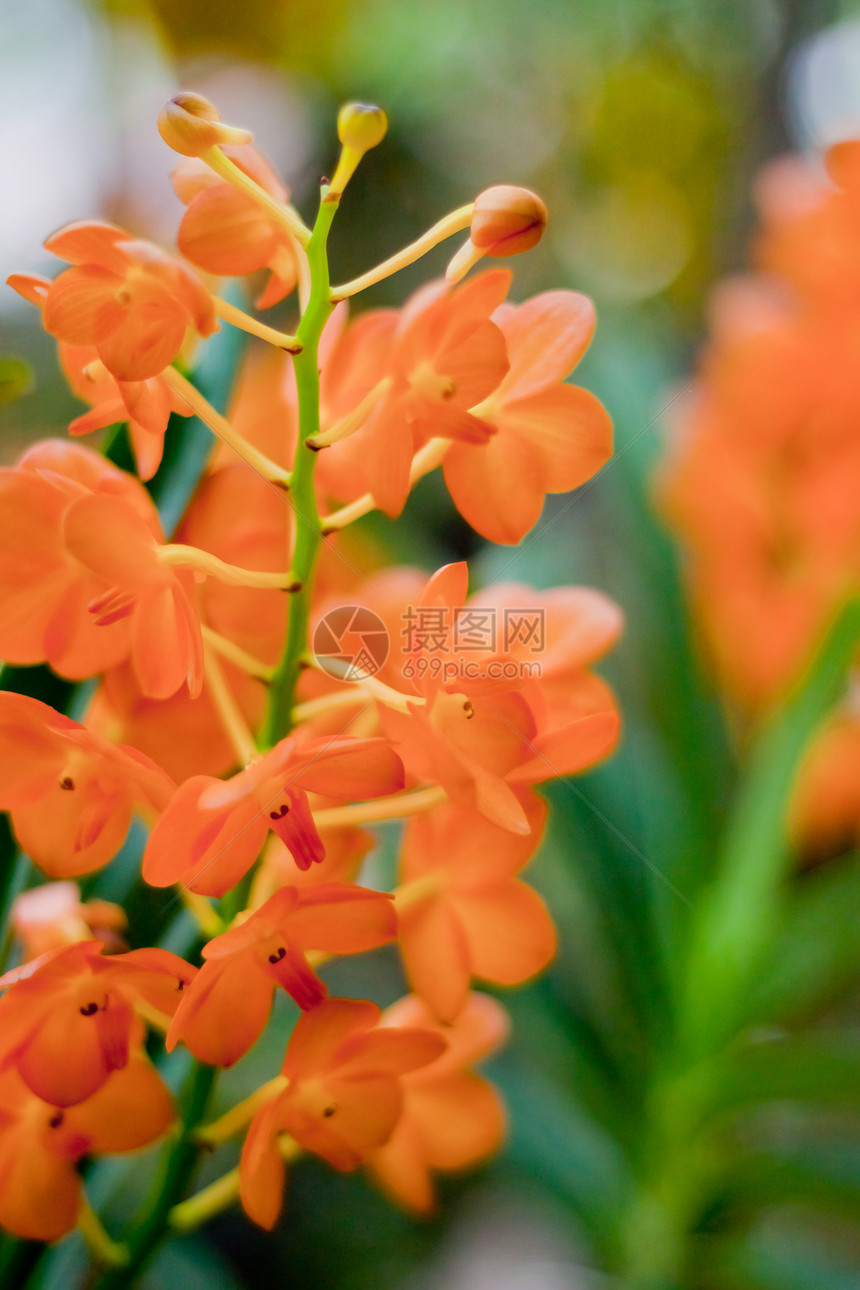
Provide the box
[91,1062,217,1290]
[259,188,339,747]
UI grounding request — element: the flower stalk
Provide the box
[259,188,340,746]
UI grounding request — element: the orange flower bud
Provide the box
[337,102,388,154]
[470,185,548,257]
[158,92,253,158]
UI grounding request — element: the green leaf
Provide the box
[719,1138,860,1220]
[678,598,860,1058]
[142,1238,249,1289]
[499,1055,633,1255]
[711,1032,860,1114]
[541,776,674,1065]
[0,357,32,406]
[715,1215,860,1290]
[748,853,860,1025]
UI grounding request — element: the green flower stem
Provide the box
[92,1061,217,1290]
[260,189,339,748]
[77,1198,129,1269]
[89,189,339,1287]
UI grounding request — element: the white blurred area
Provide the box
[0,0,173,306]
[0,0,318,316]
[403,1189,604,1290]
[789,17,860,154]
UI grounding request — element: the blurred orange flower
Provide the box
[0,440,161,680]
[11,883,127,962]
[398,795,552,1021]
[0,692,173,878]
[28,221,217,381]
[239,997,445,1228]
[0,1047,173,1242]
[368,992,508,1212]
[0,941,194,1106]
[59,342,193,481]
[172,145,301,308]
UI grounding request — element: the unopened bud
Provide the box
[327,103,388,198]
[158,92,254,158]
[470,185,548,257]
[337,103,388,155]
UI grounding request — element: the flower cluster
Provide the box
[660,139,860,856]
[0,92,619,1254]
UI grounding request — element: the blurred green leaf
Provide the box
[712,1033,860,1113]
[718,1139,860,1223]
[0,358,32,407]
[499,1053,634,1255]
[679,598,860,1058]
[747,853,860,1025]
[715,1215,860,1290]
[142,1238,248,1289]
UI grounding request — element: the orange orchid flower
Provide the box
[0,439,160,680]
[167,883,396,1066]
[660,290,860,710]
[478,581,624,751]
[87,657,266,785]
[172,145,301,308]
[383,687,539,833]
[398,794,554,1021]
[442,290,612,543]
[175,458,292,670]
[250,824,374,906]
[755,144,860,317]
[6,278,194,481]
[322,271,511,516]
[0,692,173,878]
[85,452,292,785]
[62,489,205,700]
[0,1046,174,1242]
[239,997,446,1229]
[59,341,193,481]
[311,306,400,503]
[13,220,217,381]
[0,941,194,1107]
[142,735,404,896]
[379,563,620,833]
[660,138,860,850]
[11,882,127,962]
[368,992,508,1212]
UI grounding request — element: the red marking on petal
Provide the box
[267,786,325,870]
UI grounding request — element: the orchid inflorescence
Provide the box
[0,91,618,1270]
[660,137,860,857]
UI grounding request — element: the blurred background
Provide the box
[5,1,860,1287]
